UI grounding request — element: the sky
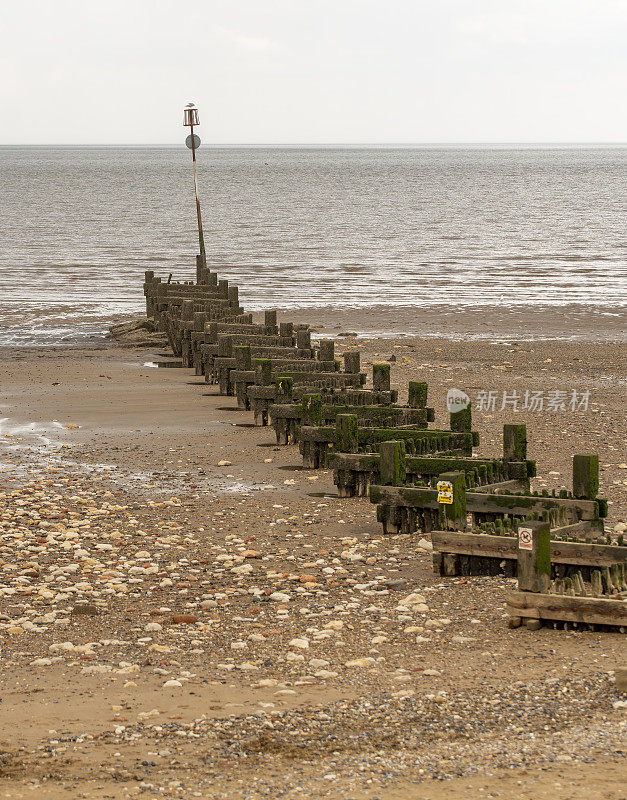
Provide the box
[1,0,626,144]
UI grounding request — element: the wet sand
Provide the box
[276,303,627,342]
[0,318,625,800]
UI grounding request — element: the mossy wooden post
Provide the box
[517,521,551,593]
[264,310,277,328]
[380,440,406,486]
[275,377,293,401]
[228,286,239,306]
[218,337,233,357]
[296,329,311,349]
[181,300,194,321]
[234,345,251,370]
[344,351,361,374]
[218,279,229,298]
[279,322,293,337]
[503,424,527,461]
[408,381,428,408]
[335,414,358,453]
[572,454,599,499]
[319,339,335,362]
[450,400,472,432]
[591,569,603,597]
[302,393,323,425]
[373,362,391,392]
[437,471,466,530]
[254,358,272,385]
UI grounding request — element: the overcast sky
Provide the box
[2,0,626,144]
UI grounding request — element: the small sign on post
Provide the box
[437,480,454,504]
[518,526,533,551]
[185,133,201,150]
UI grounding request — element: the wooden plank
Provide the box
[374,485,599,520]
[481,480,529,492]
[550,521,598,536]
[467,491,598,520]
[432,531,518,559]
[548,540,626,567]
[506,590,626,626]
[431,531,625,567]
[471,494,598,519]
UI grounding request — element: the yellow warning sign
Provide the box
[437,480,453,505]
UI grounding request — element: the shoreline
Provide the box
[2,302,626,350]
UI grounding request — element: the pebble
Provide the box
[1,423,624,796]
[345,657,376,668]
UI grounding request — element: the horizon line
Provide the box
[1,141,626,148]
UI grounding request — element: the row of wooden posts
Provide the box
[143,263,625,632]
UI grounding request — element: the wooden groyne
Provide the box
[142,262,626,633]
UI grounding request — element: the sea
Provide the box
[0,145,625,347]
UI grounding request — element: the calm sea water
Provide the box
[0,145,625,346]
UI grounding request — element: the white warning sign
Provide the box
[437,480,454,505]
[518,527,533,550]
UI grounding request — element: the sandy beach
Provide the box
[0,310,625,800]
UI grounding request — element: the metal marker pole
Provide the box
[189,122,206,267]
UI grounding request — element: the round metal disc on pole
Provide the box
[185,133,201,149]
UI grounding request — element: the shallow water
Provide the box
[1,145,625,346]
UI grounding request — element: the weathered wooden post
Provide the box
[449,396,472,432]
[517,521,551,593]
[503,424,527,461]
[195,255,205,283]
[380,440,406,486]
[372,363,391,391]
[275,377,293,401]
[437,471,466,530]
[302,393,322,425]
[335,414,358,453]
[254,358,272,385]
[144,269,155,315]
[344,351,361,374]
[408,381,428,408]
[264,310,277,329]
[183,102,206,271]
[234,345,252,370]
[514,520,551,630]
[572,454,599,499]
[296,329,311,350]
[318,339,335,362]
